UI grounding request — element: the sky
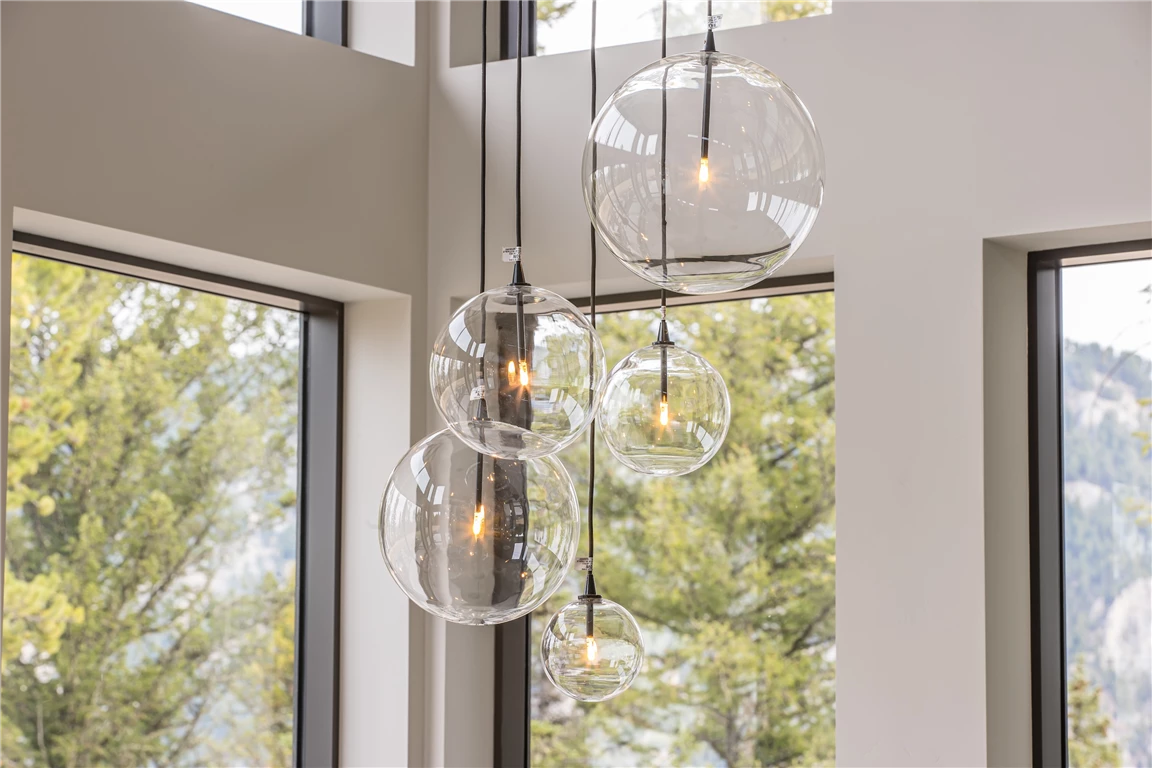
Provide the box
[1062,257,1151,357]
[187,0,303,34]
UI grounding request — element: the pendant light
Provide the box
[380,3,580,626]
[542,2,644,703]
[598,2,731,478]
[581,1,825,295]
[431,1,606,461]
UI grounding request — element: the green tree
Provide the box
[534,294,835,766]
[1068,659,1121,768]
[3,254,300,766]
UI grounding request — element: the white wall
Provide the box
[1,2,431,765]
[425,2,1152,766]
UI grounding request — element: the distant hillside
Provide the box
[1062,340,1151,767]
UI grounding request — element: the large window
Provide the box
[1030,242,1152,768]
[497,281,836,766]
[508,0,831,58]
[2,238,342,767]
[185,0,346,45]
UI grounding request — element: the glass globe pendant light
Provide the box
[431,0,605,461]
[379,427,580,625]
[582,1,825,295]
[599,309,730,476]
[542,1,644,703]
[379,2,580,626]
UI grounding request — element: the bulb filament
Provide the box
[659,396,669,426]
[507,360,516,385]
[585,636,598,663]
[698,157,710,185]
[472,504,485,538]
[519,360,530,387]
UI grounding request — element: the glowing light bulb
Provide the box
[698,157,710,185]
[472,504,485,538]
[658,396,669,426]
[585,636,598,663]
[519,360,530,387]
[506,360,516,386]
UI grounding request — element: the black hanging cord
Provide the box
[480,0,488,294]
[584,0,598,592]
[515,0,524,249]
[659,0,668,318]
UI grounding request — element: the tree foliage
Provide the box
[3,254,300,767]
[533,293,835,766]
[1068,659,1122,768]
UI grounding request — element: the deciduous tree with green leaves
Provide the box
[3,254,300,767]
[533,293,836,767]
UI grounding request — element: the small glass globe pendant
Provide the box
[599,320,730,476]
[582,42,824,294]
[379,428,581,626]
[430,265,606,460]
[541,587,644,702]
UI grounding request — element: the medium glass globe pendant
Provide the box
[541,575,644,702]
[430,260,606,460]
[599,315,730,476]
[379,427,581,626]
[582,22,824,294]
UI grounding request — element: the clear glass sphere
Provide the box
[379,428,580,626]
[583,51,824,294]
[541,597,645,702]
[430,284,606,460]
[599,343,730,476]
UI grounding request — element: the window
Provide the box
[186,0,346,46]
[497,277,836,766]
[2,236,342,767]
[1030,242,1152,768]
[505,0,831,58]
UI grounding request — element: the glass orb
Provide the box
[430,284,606,460]
[541,597,644,702]
[379,428,580,626]
[583,51,824,294]
[599,343,730,476]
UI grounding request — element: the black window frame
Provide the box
[1027,238,1152,767]
[493,269,835,768]
[9,232,345,768]
[304,0,349,47]
[499,0,537,60]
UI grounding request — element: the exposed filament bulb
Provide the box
[585,636,598,663]
[698,157,710,185]
[472,504,485,538]
[658,395,670,426]
[507,360,530,387]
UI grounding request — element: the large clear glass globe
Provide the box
[541,597,644,702]
[599,343,730,476]
[583,51,824,294]
[379,428,580,626]
[430,284,606,460]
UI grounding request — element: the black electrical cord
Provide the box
[480,0,487,295]
[515,0,523,249]
[659,0,668,316]
[586,0,598,582]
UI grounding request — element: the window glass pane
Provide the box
[2,253,302,767]
[531,292,835,766]
[187,0,304,34]
[536,0,831,56]
[1061,256,1152,767]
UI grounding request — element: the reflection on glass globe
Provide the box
[379,428,580,626]
[583,51,824,294]
[430,284,606,460]
[541,597,644,702]
[599,343,730,476]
